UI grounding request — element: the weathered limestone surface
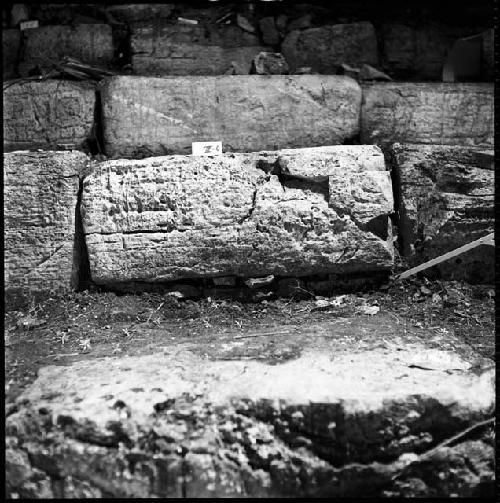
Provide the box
[81,147,393,285]
[282,22,378,73]
[3,29,21,80]
[131,22,268,75]
[3,80,96,152]
[18,24,114,77]
[100,75,362,157]
[390,144,494,283]
[4,151,89,302]
[5,336,494,497]
[361,83,493,147]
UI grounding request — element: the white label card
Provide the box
[20,20,39,30]
[192,141,222,156]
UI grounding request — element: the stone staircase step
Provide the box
[81,146,394,286]
[361,82,493,147]
[5,318,494,497]
[99,75,361,157]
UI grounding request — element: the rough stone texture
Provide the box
[3,29,21,80]
[18,24,114,77]
[4,151,89,304]
[131,22,268,75]
[81,146,393,286]
[3,80,96,152]
[5,336,494,497]
[100,75,362,157]
[361,83,493,147]
[282,22,378,73]
[390,144,494,283]
[252,52,289,74]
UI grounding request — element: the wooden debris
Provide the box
[396,233,494,281]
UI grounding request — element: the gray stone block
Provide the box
[4,151,89,302]
[390,143,494,283]
[361,83,493,147]
[100,75,362,157]
[81,147,394,286]
[3,80,96,152]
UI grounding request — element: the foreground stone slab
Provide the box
[282,22,378,73]
[361,83,493,147]
[4,151,89,304]
[131,22,268,75]
[3,80,96,152]
[18,24,114,77]
[99,75,361,157]
[81,146,393,286]
[3,29,21,80]
[5,330,494,497]
[390,144,494,283]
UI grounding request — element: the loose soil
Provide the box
[5,277,495,405]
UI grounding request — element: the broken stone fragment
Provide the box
[282,22,378,73]
[359,64,392,81]
[11,3,29,26]
[100,75,362,157]
[295,66,313,74]
[338,62,360,79]
[244,275,275,289]
[252,52,289,74]
[81,147,394,286]
[236,13,256,33]
[361,83,493,147]
[389,143,494,283]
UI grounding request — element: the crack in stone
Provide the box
[238,187,259,225]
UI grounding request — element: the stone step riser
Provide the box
[3,78,494,156]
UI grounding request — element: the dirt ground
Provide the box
[5,277,495,406]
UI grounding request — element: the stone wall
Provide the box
[2,2,495,300]
[2,2,493,82]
